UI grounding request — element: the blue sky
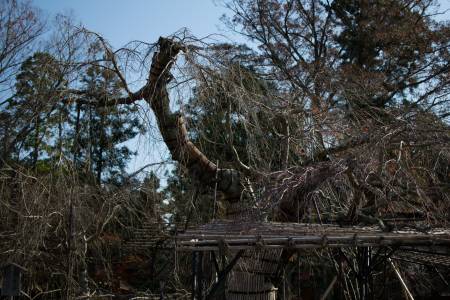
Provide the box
[38,0,234,48]
[37,0,450,47]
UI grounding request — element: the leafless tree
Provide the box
[0,0,44,96]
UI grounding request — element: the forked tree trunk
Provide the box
[142,37,350,299]
[143,38,280,299]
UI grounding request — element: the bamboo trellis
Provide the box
[175,220,450,251]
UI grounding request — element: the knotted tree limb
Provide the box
[142,37,243,202]
[270,159,356,222]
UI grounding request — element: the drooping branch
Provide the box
[269,159,353,222]
[143,37,243,202]
[67,87,146,106]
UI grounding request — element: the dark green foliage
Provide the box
[330,0,446,108]
[3,52,66,166]
[1,46,145,183]
[73,63,144,184]
[163,166,216,226]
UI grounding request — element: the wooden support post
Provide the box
[192,251,203,300]
[357,247,373,300]
[358,247,367,300]
[273,248,293,296]
[297,251,301,299]
[211,251,220,277]
[159,280,165,300]
[1,263,26,298]
[338,254,344,300]
[198,251,204,299]
[192,251,198,300]
[221,251,227,300]
[205,250,244,300]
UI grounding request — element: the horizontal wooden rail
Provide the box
[174,221,450,251]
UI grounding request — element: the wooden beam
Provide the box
[205,250,245,300]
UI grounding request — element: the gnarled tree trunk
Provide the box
[144,37,281,299]
[111,37,351,299]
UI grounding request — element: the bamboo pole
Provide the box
[388,258,414,300]
[320,276,337,300]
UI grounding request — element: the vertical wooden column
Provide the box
[220,252,227,300]
[358,247,373,300]
[192,251,204,300]
[1,263,26,299]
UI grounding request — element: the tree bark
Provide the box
[144,37,280,299]
[142,38,243,204]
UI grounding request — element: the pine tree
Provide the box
[73,59,144,185]
[5,52,66,169]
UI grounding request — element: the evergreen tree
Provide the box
[331,0,446,109]
[73,60,144,184]
[4,52,67,168]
